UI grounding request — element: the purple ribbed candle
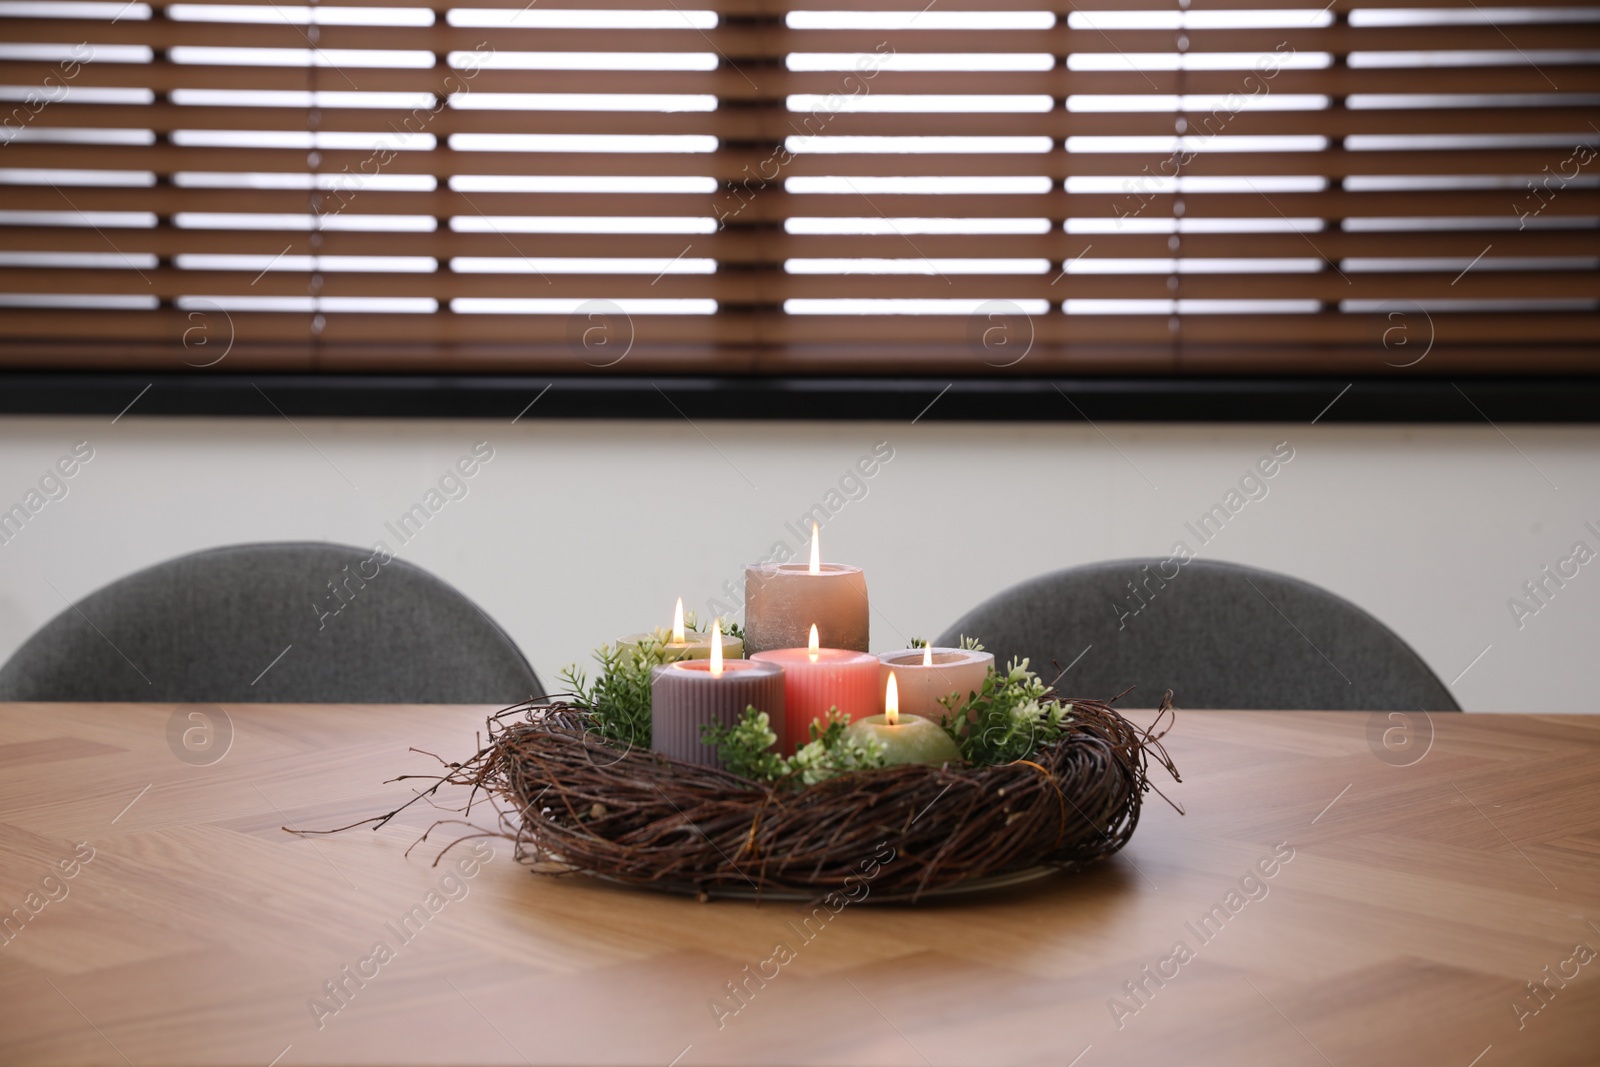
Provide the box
[651,659,787,769]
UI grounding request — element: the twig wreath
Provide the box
[299,634,1181,903]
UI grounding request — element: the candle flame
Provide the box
[671,596,685,644]
[809,521,820,575]
[808,623,819,663]
[886,672,900,725]
[710,618,724,678]
[922,643,933,667]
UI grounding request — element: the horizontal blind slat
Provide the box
[3,187,1596,217]
[9,61,1598,97]
[17,104,1599,140]
[7,228,1594,260]
[35,0,1591,8]
[7,21,1599,54]
[3,143,1592,179]
[2,268,1593,302]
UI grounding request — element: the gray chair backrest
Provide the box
[935,559,1457,711]
[0,542,543,704]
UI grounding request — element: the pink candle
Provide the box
[751,624,880,755]
[878,646,995,720]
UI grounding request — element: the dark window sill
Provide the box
[2,373,1599,423]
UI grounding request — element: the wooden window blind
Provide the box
[0,0,1596,375]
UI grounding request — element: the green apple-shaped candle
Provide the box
[845,672,963,766]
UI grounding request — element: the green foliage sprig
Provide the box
[684,609,743,643]
[907,634,984,652]
[788,711,887,784]
[559,635,685,748]
[701,708,886,786]
[701,707,787,782]
[939,656,1073,766]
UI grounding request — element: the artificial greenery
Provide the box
[700,708,787,782]
[939,656,1072,766]
[682,609,742,642]
[701,708,887,786]
[559,635,685,748]
[788,711,888,784]
[907,634,984,652]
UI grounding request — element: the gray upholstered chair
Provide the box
[935,559,1457,711]
[0,542,543,703]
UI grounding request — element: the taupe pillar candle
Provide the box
[651,659,786,770]
[744,563,869,657]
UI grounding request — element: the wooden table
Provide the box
[1,704,1597,1066]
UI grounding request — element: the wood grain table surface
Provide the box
[1,702,1597,1067]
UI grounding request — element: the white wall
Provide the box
[1,413,1595,712]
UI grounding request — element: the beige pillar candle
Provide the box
[877,646,995,721]
[620,597,743,660]
[744,524,868,657]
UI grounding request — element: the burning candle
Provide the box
[743,523,868,657]
[650,620,785,768]
[620,597,743,661]
[751,623,880,755]
[846,673,963,767]
[877,645,994,721]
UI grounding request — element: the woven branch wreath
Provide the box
[339,695,1180,904]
